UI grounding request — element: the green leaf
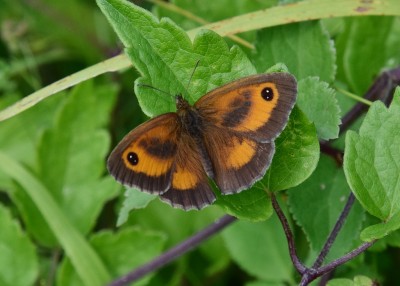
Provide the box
[215,184,273,222]
[246,281,285,286]
[117,188,156,226]
[97,0,256,117]
[57,227,166,286]
[327,275,375,286]
[0,93,61,190]
[344,89,400,238]
[288,155,364,262]
[0,204,38,286]
[337,16,399,94]
[360,211,400,242]
[252,21,336,82]
[11,81,120,246]
[0,153,111,286]
[222,213,294,283]
[264,106,320,192]
[297,77,341,140]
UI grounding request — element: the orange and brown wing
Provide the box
[195,73,297,142]
[160,133,216,210]
[107,114,216,209]
[202,126,275,194]
[107,113,180,194]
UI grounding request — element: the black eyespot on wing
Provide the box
[261,87,274,101]
[127,152,139,165]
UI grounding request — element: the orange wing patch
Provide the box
[172,165,199,190]
[225,137,257,169]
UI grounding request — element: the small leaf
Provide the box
[57,227,166,285]
[327,275,375,286]
[215,184,273,222]
[344,90,400,222]
[222,213,293,283]
[0,204,38,286]
[297,77,341,140]
[264,106,320,192]
[117,188,157,226]
[253,21,336,82]
[360,211,400,242]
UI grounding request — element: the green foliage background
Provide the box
[0,0,400,285]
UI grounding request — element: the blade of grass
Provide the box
[0,152,111,286]
[0,53,130,122]
[188,0,400,37]
[1,0,399,121]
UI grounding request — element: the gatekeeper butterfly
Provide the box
[107,72,297,210]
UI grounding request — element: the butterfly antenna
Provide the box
[137,83,175,99]
[186,60,201,90]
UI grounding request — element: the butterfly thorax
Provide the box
[176,95,203,137]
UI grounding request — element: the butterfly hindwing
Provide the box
[202,126,275,194]
[160,133,216,210]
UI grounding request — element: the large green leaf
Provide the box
[337,17,400,94]
[288,155,364,262]
[252,21,336,83]
[97,0,256,117]
[344,89,400,240]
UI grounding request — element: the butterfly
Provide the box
[107,72,297,210]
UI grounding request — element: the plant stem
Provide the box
[339,67,400,134]
[271,192,307,274]
[108,215,236,286]
[299,240,375,285]
[312,193,355,268]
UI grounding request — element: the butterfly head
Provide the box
[176,95,190,111]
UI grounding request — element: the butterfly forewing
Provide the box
[195,73,297,142]
[107,113,179,194]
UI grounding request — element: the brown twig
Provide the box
[108,215,236,286]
